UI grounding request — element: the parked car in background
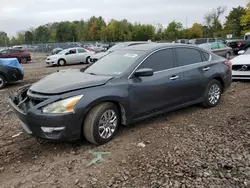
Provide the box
[0,58,24,89]
[231,48,250,79]
[46,47,95,66]
[89,41,151,63]
[10,43,231,145]
[51,48,63,55]
[0,49,31,63]
[198,42,232,59]
[189,38,226,45]
[227,33,250,55]
[172,39,189,44]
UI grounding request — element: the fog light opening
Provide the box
[41,127,65,133]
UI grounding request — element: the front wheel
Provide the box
[58,59,66,66]
[0,75,6,89]
[83,102,120,145]
[202,80,222,108]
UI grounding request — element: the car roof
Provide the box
[118,43,199,52]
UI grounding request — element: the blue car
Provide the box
[0,58,24,89]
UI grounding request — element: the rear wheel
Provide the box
[202,79,222,108]
[58,59,66,66]
[83,102,120,145]
[21,57,27,64]
[225,52,230,59]
[0,75,6,89]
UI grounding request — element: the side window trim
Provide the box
[128,47,174,79]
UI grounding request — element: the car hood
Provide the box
[29,69,114,94]
[47,54,59,59]
[231,55,250,65]
[91,51,110,59]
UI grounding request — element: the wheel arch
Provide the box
[57,58,66,64]
[83,97,129,126]
[212,76,225,92]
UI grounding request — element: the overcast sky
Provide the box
[0,0,248,36]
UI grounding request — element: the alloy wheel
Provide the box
[98,110,117,139]
[208,84,221,105]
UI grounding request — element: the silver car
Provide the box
[198,42,232,59]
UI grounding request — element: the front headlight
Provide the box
[42,95,83,114]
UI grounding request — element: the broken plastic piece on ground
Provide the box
[12,132,23,138]
[137,142,146,148]
[87,151,111,167]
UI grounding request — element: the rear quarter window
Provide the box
[202,51,210,61]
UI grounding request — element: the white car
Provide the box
[231,49,250,79]
[46,47,95,66]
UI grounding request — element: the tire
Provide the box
[202,79,222,108]
[83,102,120,145]
[21,57,27,64]
[86,57,90,64]
[58,59,66,66]
[0,75,6,89]
[225,52,230,59]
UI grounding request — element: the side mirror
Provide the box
[134,68,153,77]
[238,50,245,55]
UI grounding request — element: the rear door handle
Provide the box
[170,75,179,80]
[203,67,210,71]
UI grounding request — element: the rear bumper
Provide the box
[9,87,82,141]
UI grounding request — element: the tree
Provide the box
[189,23,203,38]
[164,21,183,40]
[35,26,50,43]
[204,6,226,37]
[241,2,250,35]
[0,31,9,46]
[15,31,25,44]
[24,31,33,44]
[224,6,245,37]
[154,24,164,41]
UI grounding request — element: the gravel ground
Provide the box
[0,53,250,188]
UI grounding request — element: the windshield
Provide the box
[58,49,68,55]
[244,48,250,55]
[84,50,144,76]
[107,43,127,52]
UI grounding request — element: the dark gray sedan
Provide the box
[198,42,232,59]
[9,43,232,145]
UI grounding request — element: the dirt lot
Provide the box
[0,53,250,188]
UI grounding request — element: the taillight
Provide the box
[237,42,242,47]
[224,61,232,70]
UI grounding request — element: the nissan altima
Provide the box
[9,43,232,145]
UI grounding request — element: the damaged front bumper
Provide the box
[9,86,82,141]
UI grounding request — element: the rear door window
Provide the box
[218,43,226,48]
[139,49,175,72]
[77,48,86,53]
[175,48,203,66]
[211,43,219,49]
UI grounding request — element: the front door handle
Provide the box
[203,67,210,71]
[170,75,179,80]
